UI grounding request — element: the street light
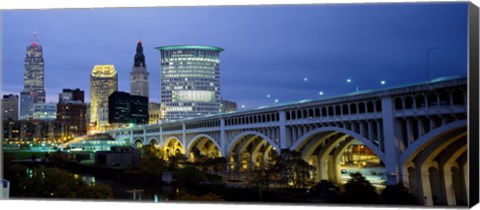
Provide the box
[347,79,359,92]
[426,47,440,81]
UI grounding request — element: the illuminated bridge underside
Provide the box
[105,77,467,206]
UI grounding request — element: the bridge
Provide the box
[104,76,467,206]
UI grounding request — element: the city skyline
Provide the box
[2,3,468,109]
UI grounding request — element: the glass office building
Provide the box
[155,45,224,121]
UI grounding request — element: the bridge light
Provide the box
[347,79,352,83]
[303,77,308,82]
[381,80,386,85]
[267,94,271,98]
[319,91,324,96]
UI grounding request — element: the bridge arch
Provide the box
[399,119,467,166]
[291,126,385,163]
[147,137,159,146]
[226,131,281,171]
[291,126,386,185]
[227,131,280,155]
[187,134,223,159]
[399,120,467,206]
[134,138,144,149]
[162,136,185,157]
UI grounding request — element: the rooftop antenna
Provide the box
[32,28,40,45]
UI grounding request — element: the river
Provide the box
[73,173,175,202]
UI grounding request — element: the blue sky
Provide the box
[1,3,468,109]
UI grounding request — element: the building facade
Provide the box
[108,91,131,125]
[20,90,35,120]
[57,89,87,136]
[2,120,63,142]
[108,91,148,126]
[59,88,85,103]
[24,31,45,103]
[148,102,161,124]
[219,98,238,113]
[130,40,149,97]
[33,103,57,121]
[155,45,224,121]
[2,94,19,121]
[90,65,118,129]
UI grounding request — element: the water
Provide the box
[73,173,173,201]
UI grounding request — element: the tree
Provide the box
[134,145,167,180]
[4,164,113,199]
[310,180,340,203]
[207,157,227,176]
[381,183,418,205]
[341,172,379,204]
[272,149,315,188]
[176,166,205,187]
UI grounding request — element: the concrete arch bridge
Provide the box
[104,76,468,206]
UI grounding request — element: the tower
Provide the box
[130,40,149,97]
[90,65,118,129]
[155,45,224,122]
[24,31,46,103]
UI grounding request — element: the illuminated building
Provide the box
[130,40,149,97]
[20,90,34,120]
[155,45,224,121]
[219,98,238,113]
[24,31,45,103]
[108,91,148,126]
[33,103,57,121]
[90,65,118,129]
[57,89,87,136]
[148,102,161,124]
[2,94,19,121]
[2,120,63,142]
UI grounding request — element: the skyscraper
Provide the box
[2,94,19,121]
[90,65,118,129]
[155,45,224,121]
[24,31,45,103]
[20,90,34,120]
[130,40,149,97]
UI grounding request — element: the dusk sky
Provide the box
[2,3,468,109]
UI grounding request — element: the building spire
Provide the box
[31,30,40,46]
[134,40,146,67]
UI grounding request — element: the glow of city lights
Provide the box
[381,80,386,85]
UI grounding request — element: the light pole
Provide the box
[347,79,359,92]
[426,47,440,81]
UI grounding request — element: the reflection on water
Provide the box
[74,173,172,201]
